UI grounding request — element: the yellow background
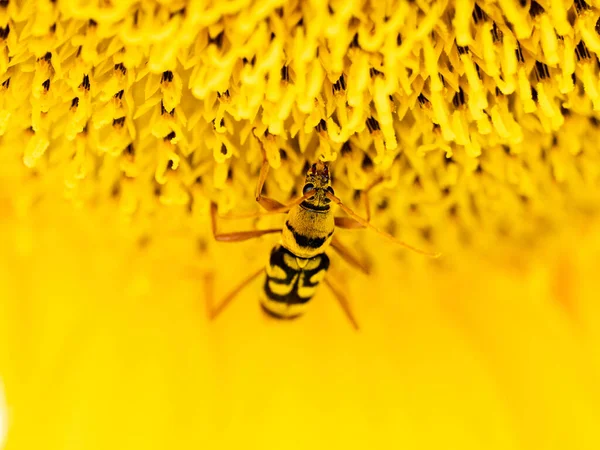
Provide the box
[2,186,600,450]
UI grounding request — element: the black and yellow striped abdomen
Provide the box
[260,244,330,319]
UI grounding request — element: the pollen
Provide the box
[0,0,600,257]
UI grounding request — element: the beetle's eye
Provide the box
[323,186,334,203]
[303,183,315,195]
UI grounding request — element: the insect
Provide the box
[209,142,440,329]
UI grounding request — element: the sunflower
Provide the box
[1,0,600,449]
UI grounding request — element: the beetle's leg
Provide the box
[208,267,264,320]
[219,144,316,220]
[219,190,316,220]
[254,134,309,213]
[333,176,384,228]
[211,202,282,242]
[334,216,364,229]
[323,277,359,331]
[253,143,285,211]
[326,191,441,258]
[330,236,371,275]
[361,175,384,222]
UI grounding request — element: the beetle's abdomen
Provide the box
[260,245,330,319]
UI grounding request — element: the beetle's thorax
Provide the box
[281,203,335,258]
